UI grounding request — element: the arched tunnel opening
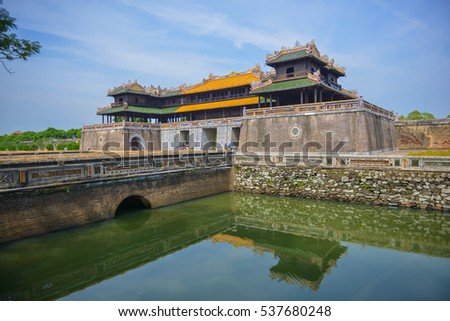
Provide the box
[115,195,151,216]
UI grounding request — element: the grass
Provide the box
[407,150,450,157]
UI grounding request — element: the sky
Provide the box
[0,0,449,134]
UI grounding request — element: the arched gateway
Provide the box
[115,195,151,216]
[130,136,144,150]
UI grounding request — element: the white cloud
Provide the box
[119,0,299,51]
[1,0,449,134]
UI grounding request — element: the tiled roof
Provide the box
[176,96,259,112]
[266,49,309,65]
[160,89,181,97]
[251,78,318,94]
[182,73,260,94]
[108,89,155,96]
[107,81,158,96]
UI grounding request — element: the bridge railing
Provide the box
[0,152,233,190]
[160,117,243,129]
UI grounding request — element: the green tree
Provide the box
[421,112,435,120]
[0,8,41,73]
[399,110,435,120]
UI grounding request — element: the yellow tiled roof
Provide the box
[182,73,260,94]
[130,82,144,91]
[176,96,259,113]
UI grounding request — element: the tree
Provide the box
[399,110,435,120]
[0,8,41,73]
[421,112,435,120]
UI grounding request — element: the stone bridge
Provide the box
[0,151,232,244]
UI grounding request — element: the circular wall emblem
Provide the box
[289,126,302,139]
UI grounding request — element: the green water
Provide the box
[0,192,449,301]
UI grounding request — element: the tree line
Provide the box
[398,110,450,121]
[0,127,81,151]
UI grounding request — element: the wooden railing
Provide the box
[160,117,243,129]
[273,70,309,81]
[83,121,161,131]
[362,100,395,118]
[97,102,128,113]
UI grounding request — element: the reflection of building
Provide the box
[0,207,234,300]
[1,192,448,300]
[212,227,347,291]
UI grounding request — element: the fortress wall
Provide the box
[395,119,450,150]
[238,110,396,154]
[233,164,450,211]
[80,127,161,151]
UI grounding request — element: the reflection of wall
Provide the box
[2,191,449,301]
[231,193,450,258]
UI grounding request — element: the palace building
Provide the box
[97,40,357,124]
[97,65,264,124]
[251,40,356,105]
[82,40,396,153]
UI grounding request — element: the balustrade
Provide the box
[244,99,394,119]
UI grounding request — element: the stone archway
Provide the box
[115,195,151,216]
[130,135,145,150]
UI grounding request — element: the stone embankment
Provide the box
[233,165,450,211]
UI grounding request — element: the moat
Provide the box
[0,192,449,301]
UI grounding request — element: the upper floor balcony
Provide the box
[273,70,309,82]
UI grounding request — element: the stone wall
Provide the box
[0,167,231,244]
[233,165,450,211]
[81,123,241,151]
[239,109,396,154]
[160,124,240,151]
[395,119,450,150]
[80,126,161,151]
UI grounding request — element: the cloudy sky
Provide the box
[1,0,449,134]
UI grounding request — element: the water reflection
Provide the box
[212,228,347,291]
[0,192,449,300]
[0,195,235,300]
[231,193,450,258]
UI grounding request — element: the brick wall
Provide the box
[0,167,231,244]
[233,165,450,211]
[395,119,450,150]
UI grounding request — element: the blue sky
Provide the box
[0,0,449,134]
